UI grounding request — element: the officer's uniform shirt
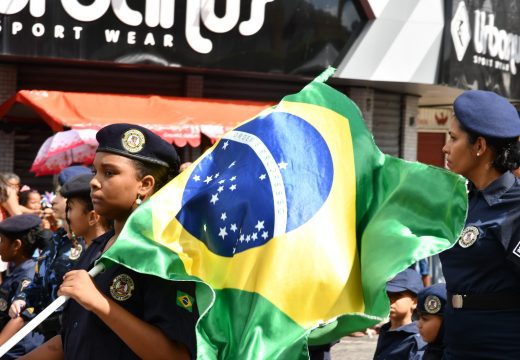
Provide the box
[61,230,198,360]
[15,228,85,313]
[421,342,443,360]
[0,259,44,359]
[373,322,425,360]
[439,171,520,359]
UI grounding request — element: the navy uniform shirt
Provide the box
[373,322,425,360]
[0,259,44,359]
[440,172,520,359]
[61,231,198,360]
[421,343,443,360]
[15,228,85,313]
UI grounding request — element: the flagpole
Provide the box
[0,263,105,357]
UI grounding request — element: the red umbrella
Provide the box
[31,129,98,176]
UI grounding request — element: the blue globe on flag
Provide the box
[176,112,334,257]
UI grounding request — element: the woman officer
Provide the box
[440,90,520,359]
[21,124,198,360]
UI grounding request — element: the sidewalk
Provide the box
[331,334,378,359]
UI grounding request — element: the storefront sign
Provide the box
[441,0,520,98]
[417,108,452,131]
[0,1,366,74]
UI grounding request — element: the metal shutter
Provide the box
[372,91,402,157]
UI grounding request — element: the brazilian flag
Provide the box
[99,68,467,359]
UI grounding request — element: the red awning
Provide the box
[0,90,273,147]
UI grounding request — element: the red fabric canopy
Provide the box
[0,90,273,147]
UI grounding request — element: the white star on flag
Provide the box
[210,193,219,205]
[221,212,227,221]
[219,227,228,239]
[230,176,237,181]
[261,231,268,239]
[230,224,238,232]
[218,186,224,193]
[246,235,251,243]
[203,224,207,232]
[239,234,245,242]
[229,161,236,168]
[251,233,258,241]
[255,220,265,231]
[204,175,213,184]
[229,184,237,191]
[218,180,226,184]
[193,175,201,182]
[222,141,229,150]
[278,161,288,170]
[214,173,220,178]
[259,174,266,180]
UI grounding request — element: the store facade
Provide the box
[1,0,516,190]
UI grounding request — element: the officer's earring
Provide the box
[477,152,480,157]
[135,195,142,206]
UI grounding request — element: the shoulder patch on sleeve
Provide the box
[176,290,194,313]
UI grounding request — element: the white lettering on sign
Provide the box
[0,0,274,54]
[473,9,520,75]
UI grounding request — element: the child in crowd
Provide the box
[373,268,426,359]
[19,190,42,213]
[0,215,51,358]
[416,283,446,360]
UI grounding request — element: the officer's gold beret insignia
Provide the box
[122,129,145,153]
[458,226,479,248]
[110,274,135,301]
[424,295,441,314]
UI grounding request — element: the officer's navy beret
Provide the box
[417,283,447,316]
[58,165,91,187]
[96,123,180,170]
[0,214,41,237]
[60,173,93,198]
[454,90,520,138]
[386,268,424,295]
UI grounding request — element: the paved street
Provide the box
[331,334,378,359]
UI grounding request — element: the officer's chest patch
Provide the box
[69,244,83,260]
[458,226,480,248]
[0,298,7,312]
[109,274,135,301]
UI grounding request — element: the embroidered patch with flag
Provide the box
[176,291,194,312]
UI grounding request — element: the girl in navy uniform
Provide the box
[440,90,520,359]
[0,214,51,359]
[21,124,198,360]
[9,173,108,341]
[373,269,425,360]
[416,283,447,360]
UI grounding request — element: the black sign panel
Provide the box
[441,0,520,98]
[0,0,366,75]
